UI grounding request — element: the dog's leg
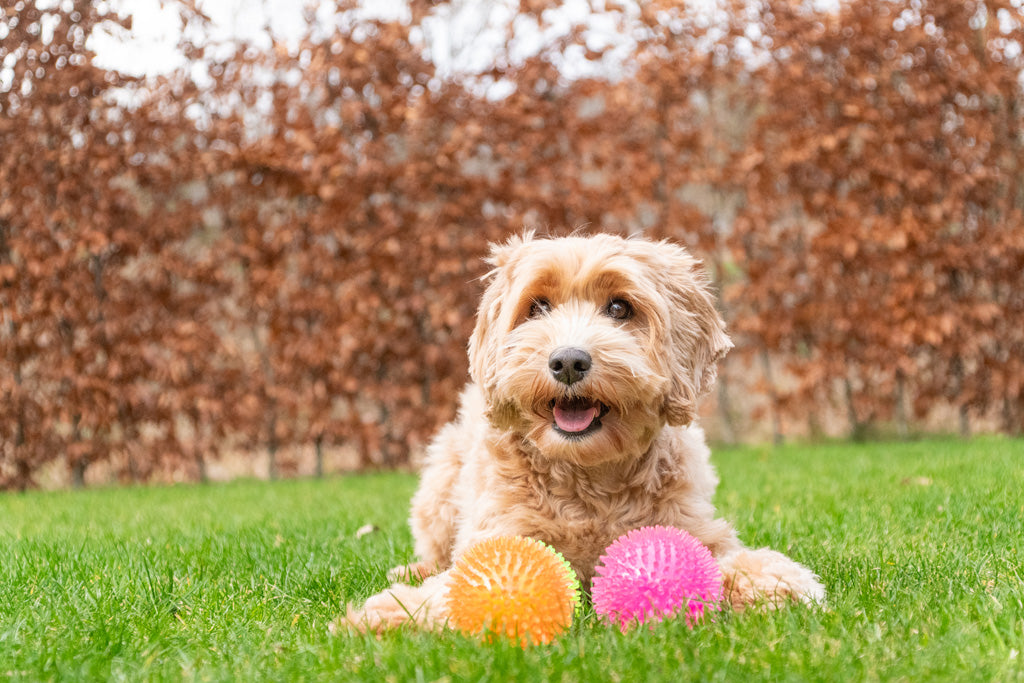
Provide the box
[384,439,459,585]
[333,571,451,635]
[407,420,470,572]
[719,547,826,610]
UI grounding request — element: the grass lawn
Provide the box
[1,437,1022,681]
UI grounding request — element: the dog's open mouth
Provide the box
[550,397,609,438]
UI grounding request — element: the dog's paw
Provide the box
[720,547,826,610]
[330,592,413,635]
[386,560,439,584]
[329,574,451,636]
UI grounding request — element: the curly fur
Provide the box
[335,233,824,634]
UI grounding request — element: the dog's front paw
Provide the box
[720,547,826,610]
[331,591,414,635]
[329,573,451,636]
[386,560,439,584]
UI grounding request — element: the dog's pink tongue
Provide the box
[553,402,599,433]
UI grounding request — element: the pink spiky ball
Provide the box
[591,526,724,631]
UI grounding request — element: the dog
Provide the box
[339,233,824,633]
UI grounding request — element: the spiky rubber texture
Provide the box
[446,535,580,647]
[591,525,724,632]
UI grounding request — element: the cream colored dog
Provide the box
[340,233,824,633]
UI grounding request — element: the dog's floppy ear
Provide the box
[467,235,529,402]
[654,242,733,426]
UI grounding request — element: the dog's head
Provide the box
[468,233,732,465]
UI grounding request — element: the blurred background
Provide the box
[2,0,1022,490]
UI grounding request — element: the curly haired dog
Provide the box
[340,233,824,633]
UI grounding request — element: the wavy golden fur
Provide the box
[338,233,824,633]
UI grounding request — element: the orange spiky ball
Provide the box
[446,536,580,647]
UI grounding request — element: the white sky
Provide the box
[89,0,186,75]
[6,0,851,99]
[87,0,650,83]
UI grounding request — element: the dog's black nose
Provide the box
[548,347,592,386]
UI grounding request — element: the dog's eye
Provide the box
[605,299,633,320]
[528,299,551,318]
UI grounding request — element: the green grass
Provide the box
[1,437,1022,681]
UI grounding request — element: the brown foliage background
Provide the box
[2,0,1022,489]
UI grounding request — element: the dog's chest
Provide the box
[525,480,664,585]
